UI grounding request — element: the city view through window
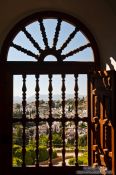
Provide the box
[12,74,88,167]
[6,17,93,168]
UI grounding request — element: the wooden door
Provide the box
[88,70,116,175]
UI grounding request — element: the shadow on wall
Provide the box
[106,57,116,70]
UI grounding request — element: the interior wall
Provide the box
[0,0,116,69]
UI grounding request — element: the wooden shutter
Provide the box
[88,70,116,175]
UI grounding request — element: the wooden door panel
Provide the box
[88,71,115,174]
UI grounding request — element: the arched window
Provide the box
[2,11,114,175]
[1,11,99,64]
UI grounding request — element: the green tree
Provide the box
[78,135,87,147]
[13,125,29,146]
[13,111,22,118]
[13,144,49,166]
[79,122,87,128]
[12,144,22,166]
[52,133,62,147]
[25,145,35,165]
[13,125,23,146]
[68,152,88,165]
[67,137,75,146]
[39,134,48,146]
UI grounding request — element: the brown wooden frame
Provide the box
[88,70,116,175]
[0,11,101,175]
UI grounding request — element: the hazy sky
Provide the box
[13,74,87,97]
[7,19,93,97]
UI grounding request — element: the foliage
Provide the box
[12,144,57,166]
[39,133,62,147]
[66,135,87,148]
[38,146,49,162]
[78,146,88,152]
[13,111,22,118]
[52,133,62,147]
[68,152,88,165]
[66,99,74,110]
[13,157,22,167]
[68,157,75,165]
[13,125,23,146]
[13,144,22,159]
[39,134,48,146]
[15,104,21,110]
[66,137,75,146]
[79,122,87,128]
[78,135,87,147]
[25,145,36,165]
[79,152,88,165]
[52,149,57,159]
[25,145,51,164]
[78,97,85,105]
[13,125,29,146]
[12,144,22,166]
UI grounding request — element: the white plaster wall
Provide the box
[0,0,116,69]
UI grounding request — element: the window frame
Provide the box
[0,11,100,175]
